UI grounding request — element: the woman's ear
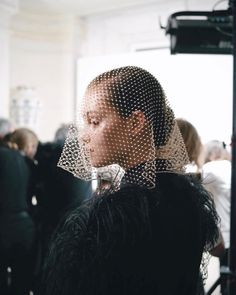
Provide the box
[129,110,147,135]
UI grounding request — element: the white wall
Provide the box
[76,0,232,146]
[0,0,18,117]
[77,50,233,144]
[7,1,231,292]
[8,0,231,144]
[9,14,78,141]
[79,0,227,57]
[0,25,10,117]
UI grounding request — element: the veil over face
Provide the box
[58,66,189,189]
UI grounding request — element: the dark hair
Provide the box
[54,124,70,142]
[88,66,174,147]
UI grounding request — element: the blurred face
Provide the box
[81,91,131,168]
[25,140,38,159]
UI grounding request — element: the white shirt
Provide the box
[202,160,231,249]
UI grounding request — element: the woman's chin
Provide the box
[91,158,113,168]
[91,160,105,168]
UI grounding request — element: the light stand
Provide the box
[164,1,236,293]
[228,0,236,293]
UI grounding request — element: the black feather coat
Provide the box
[42,172,219,295]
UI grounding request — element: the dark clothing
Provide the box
[0,147,30,214]
[43,172,218,295]
[220,248,229,295]
[0,147,35,248]
[34,141,92,285]
[0,146,36,295]
[35,142,91,234]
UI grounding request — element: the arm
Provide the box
[209,230,225,258]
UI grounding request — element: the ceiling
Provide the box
[18,0,169,16]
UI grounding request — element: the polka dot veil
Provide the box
[58,66,189,190]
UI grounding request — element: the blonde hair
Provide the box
[10,128,38,158]
[204,140,230,163]
[176,118,203,169]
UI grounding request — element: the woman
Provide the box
[177,119,225,294]
[203,140,231,295]
[9,127,39,160]
[2,128,39,293]
[0,142,36,295]
[176,118,204,175]
[43,66,219,295]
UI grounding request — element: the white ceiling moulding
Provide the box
[17,0,224,17]
[18,0,176,16]
[10,12,78,43]
[0,0,19,27]
[130,42,169,52]
[0,0,18,13]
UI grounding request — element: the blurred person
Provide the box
[54,123,70,142]
[177,119,225,253]
[9,128,39,160]
[35,123,91,232]
[177,119,225,294]
[202,140,231,295]
[7,128,39,208]
[34,123,91,290]
[176,118,204,175]
[204,140,231,163]
[4,128,40,292]
[0,143,36,295]
[42,66,219,295]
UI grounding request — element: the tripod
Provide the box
[206,0,236,290]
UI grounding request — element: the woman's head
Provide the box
[81,66,175,168]
[59,66,189,187]
[204,140,231,163]
[176,118,203,169]
[85,67,174,145]
[9,128,38,159]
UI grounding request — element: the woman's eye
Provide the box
[90,119,99,126]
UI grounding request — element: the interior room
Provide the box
[0,0,233,294]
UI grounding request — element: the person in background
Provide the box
[34,124,92,276]
[6,128,39,209]
[9,128,39,160]
[176,118,204,176]
[3,128,39,293]
[176,120,226,253]
[177,119,225,294]
[202,140,231,295]
[0,129,37,294]
[54,123,70,142]
[35,123,91,231]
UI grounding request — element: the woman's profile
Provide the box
[42,66,219,295]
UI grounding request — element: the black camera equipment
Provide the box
[163,1,236,294]
[164,9,233,54]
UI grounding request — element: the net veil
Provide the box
[58,66,189,189]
